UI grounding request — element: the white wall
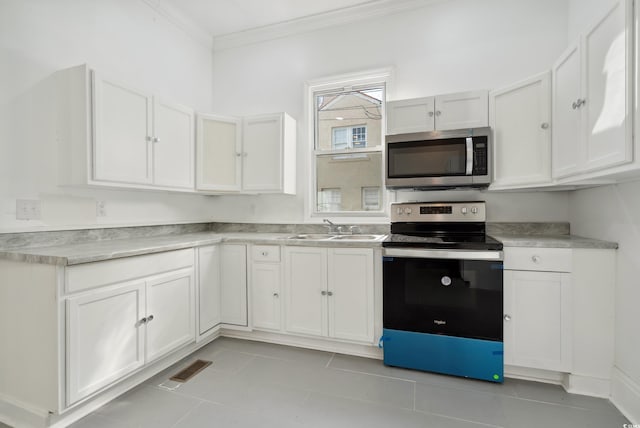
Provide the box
[570,180,640,416]
[207,0,571,223]
[0,0,216,232]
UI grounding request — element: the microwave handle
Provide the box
[465,137,473,175]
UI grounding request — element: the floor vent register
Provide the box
[169,359,212,383]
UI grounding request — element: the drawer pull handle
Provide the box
[504,314,511,322]
[327,291,333,296]
[321,290,327,296]
[261,251,268,256]
[147,314,154,322]
[273,293,279,298]
[531,255,540,263]
[139,317,147,325]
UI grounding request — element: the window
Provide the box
[362,187,381,211]
[308,69,390,216]
[332,125,367,149]
[317,188,342,212]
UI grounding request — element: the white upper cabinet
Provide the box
[552,0,632,179]
[434,91,489,131]
[92,73,153,185]
[57,65,195,192]
[196,112,296,195]
[152,99,195,189]
[490,71,552,188]
[386,97,436,134]
[386,90,488,135]
[196,114,242,192]
[243,113,296,194]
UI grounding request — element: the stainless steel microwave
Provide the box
[385,127,491,189]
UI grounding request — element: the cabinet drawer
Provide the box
[504,247,571,272]
[252,245,281,262]
[66,249,194,294]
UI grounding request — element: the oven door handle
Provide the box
[465,137,473,175]
[383,248,503,261]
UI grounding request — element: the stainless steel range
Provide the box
[381,201,505,382]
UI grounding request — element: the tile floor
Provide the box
[66,337,629,428]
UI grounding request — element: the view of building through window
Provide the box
[314,85,384,213]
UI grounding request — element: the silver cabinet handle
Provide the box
[152,137,160,143]
[540,122,549,129]
[435,110,441,116]
[531,255,540,263]
[236,152,242,157]
[572,99,586,109]
[504,314,511,322]
[146,136,152,142]
[139,317,147,324]
[261,251,268,256]
[428,111,434,117]
[572,101,578,110]
[273,293,279,298]
[321,290,327,296]
[147,314,154,322]
[327,291,333,296]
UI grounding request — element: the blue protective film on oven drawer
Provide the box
[382,328,504,383]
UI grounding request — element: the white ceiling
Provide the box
[160,0,389,38]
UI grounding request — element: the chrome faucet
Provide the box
[323,218,339,234]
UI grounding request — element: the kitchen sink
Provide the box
[283,234,335,240]
[330,234,385,241]
[282,234,385,241]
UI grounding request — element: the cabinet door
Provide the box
[145,268,195,363]
[153,99,195,189]
[552,43,583,178]
[435,91,488,130]
[251,262,282,331]
[66,281,145,405]
[503,270,571,372]
[196,114,242,192]
[197,245,221,337]
[582,0,632,172]
[243,114,283,192]
[327,248,374,343]
[284,247,327,337]
[386,97,435,134]
[220,244,248,326]
[490,72,551,187]
[92,72,153,185]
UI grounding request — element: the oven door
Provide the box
[383,248,503,342]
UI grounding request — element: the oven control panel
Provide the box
[391,201,486,222]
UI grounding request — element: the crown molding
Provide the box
[140,0,214,49]
[213,0,446,51]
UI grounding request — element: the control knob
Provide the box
[461,207,468,215]
[471,206,478,214]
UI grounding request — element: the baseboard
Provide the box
[504,365,565,385]
[0,396,50,428]
[220,329,383,360]
[611,367,640,424]
[562,373,610,398]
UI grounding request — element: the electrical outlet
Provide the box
[96,201,107,217]
[16,199,41,220]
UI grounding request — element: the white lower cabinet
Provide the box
[503,270,571,372]
[65,251,195,405]
[145,269,195,362]
[284,246,374,344]
[251,245,282,331]
[66,281,146,405]
[197,245,222,339]
[220,244,248,326]
[503,247,572,372]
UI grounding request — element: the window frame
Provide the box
[305,68,393,221]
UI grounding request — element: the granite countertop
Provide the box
[0,232,387,266]
[491,233,618,249]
